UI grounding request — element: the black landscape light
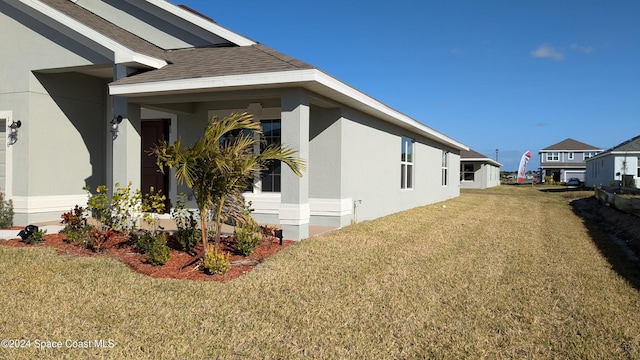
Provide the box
[274,229,283,245]
[17,225,38,241]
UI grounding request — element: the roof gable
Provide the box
[541,138,601,151]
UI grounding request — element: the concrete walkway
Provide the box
[0,224,66,240]
[0,220,337,241]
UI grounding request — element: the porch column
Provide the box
[280,89,310,240]
[110,65,141,192]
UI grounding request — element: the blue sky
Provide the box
[179,0,639,171]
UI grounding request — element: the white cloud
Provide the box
[571,44,594,54]
[530,43,565,61]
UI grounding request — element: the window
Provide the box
[546,152,559,161]
[442,151,449,186]
[461,163,474,181]
[568,152,574,160]
[260,120,281,192]
[401,137,413,189]
[584,151,598,159]
[637,157,640,177]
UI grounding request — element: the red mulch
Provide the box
[1,231,293,282]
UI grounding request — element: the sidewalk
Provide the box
[0,224,66,240]
[0,220,337,241]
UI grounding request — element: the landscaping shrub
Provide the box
[234,217,261,256]
[171,194,201,253]
[84,185,111,226]
[22,228,46,245]
[0,188,14,228]
[61,205,92,248]
[175,228,201,253]
[84,183,166,235]
[203,245,230,275]
[146,232,170,266]
[131,230,170,266]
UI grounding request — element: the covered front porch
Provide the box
[111,86,351,241]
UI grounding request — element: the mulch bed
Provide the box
[0,231,293,282]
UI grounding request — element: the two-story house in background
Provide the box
[539,138,603,183]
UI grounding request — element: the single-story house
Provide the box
[0,0,468,240]
[539,138,603,183]
[585,135,640,188]
[459,149,501,189]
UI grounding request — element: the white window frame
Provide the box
[568,152,574,160]
[442,150,449,186]
[401,137,413,190]
[546,152,559,161]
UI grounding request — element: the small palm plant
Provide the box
[151,112,305,255]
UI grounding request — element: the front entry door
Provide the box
[141,119,169,209]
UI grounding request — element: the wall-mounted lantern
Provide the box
[110,115,123,140]
[8,120,22,145]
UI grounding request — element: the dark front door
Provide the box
[142,119,170,209]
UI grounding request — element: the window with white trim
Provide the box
[546,152,559,161]
[442,151,449,186]
[401,137,413,189]
[584,151,598,159]
[568,152,574,160]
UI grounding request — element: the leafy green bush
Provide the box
[146,233,170,266]
[175,228,201,253]
[171,194,201,253]
[131,230,170,266]
[0,189,14,228]
[22,228,46,245]
[84,185,111,226]
[203,245,230,275]
[234,217,261,256]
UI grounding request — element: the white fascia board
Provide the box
[462,158,502,167]
[312,71,469,151]
[22,0,167,69]
[109,68,468,151]
[109,69,318,95]
[142,0,256,46]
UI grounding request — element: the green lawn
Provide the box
[1,186,639,359]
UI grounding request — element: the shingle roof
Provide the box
[461,149,490,159]
[540,138,601,151]
[39,0,167,59]
[110,44,315,86]
[460,149,501,166]
[598,134,640,155]
[38,0,313,85]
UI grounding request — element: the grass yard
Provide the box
[1,186,639,359]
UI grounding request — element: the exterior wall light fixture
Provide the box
[110,115,123,140]
[8,120,22,145]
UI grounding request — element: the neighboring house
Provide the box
[539,138,602,183]
[0,0,468,240]
[585,135,640,188]
[459,150,501,189]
